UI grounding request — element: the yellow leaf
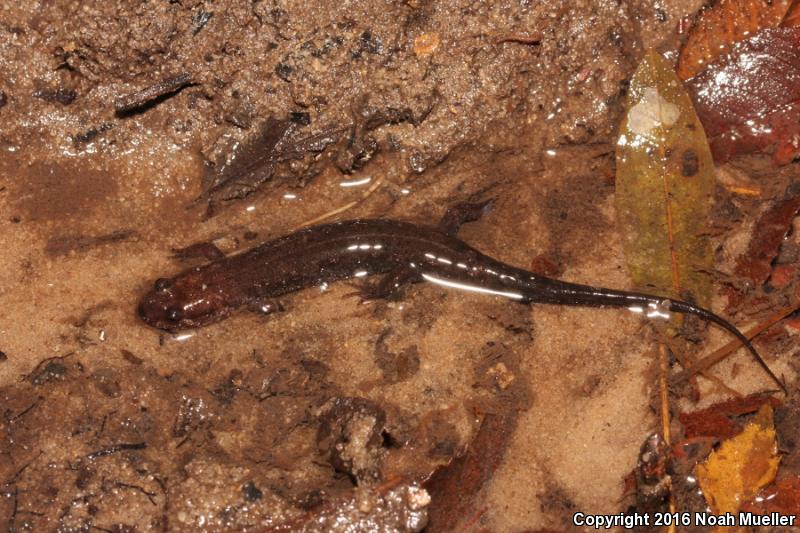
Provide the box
[615,50,716,308]
[695,404,780,515]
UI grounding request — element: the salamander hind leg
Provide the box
[344,267,421,303]
[438,199,494,236]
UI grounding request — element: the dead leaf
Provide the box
[769,264,797,289]
[677,0,793,81]
[695,404,780,515]
[616,50,716,306]
[686,28,800,165]
[424,413,515,531]
[617,56,720,516]
[735,190,800,285]
[678,393,781,440]
[782,0,800,27]
[743,475,800,515]
[201,117,292,205]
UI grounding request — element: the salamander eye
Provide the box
[154,278,173,292]
[166,307,183,322]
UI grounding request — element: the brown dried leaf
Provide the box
[735,189,800,284]
[201,117,292,204]
[686,28,800,164]
[424,413,515,531]
[678,393,781,439]
[743,475,800,515]
[677,0,793,81]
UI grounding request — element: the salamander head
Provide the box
[138,270,232,331]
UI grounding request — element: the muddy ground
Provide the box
[0,0,798,532]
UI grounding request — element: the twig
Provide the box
[658,344,671,445]
[658,343,677,533]
[87,442,146,460]
[292,176,384,230]
[724,184,761,197]
[3,451,42,485]
[115,482,158,505]
[494,35,542,46]
[666,339,742,397]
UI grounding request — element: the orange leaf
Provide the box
[677,0,793,81]
[695,404,780,515]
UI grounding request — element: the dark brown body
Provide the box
[137,216,782,389]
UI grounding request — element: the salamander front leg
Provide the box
[247,298,285,316]
[438,199,494,236]
[171,242,226,262]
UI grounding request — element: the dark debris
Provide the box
[191,9,213,35]
[33,87,76,105]
[115,73,194,115]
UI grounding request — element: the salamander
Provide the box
[138,201,783,390]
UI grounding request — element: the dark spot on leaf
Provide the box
[242,481,263,502]
[682,149,700,177]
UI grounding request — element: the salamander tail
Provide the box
[668,299,786,393]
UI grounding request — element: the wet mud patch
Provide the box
[12,159,117,224]
[2,0,799,531]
